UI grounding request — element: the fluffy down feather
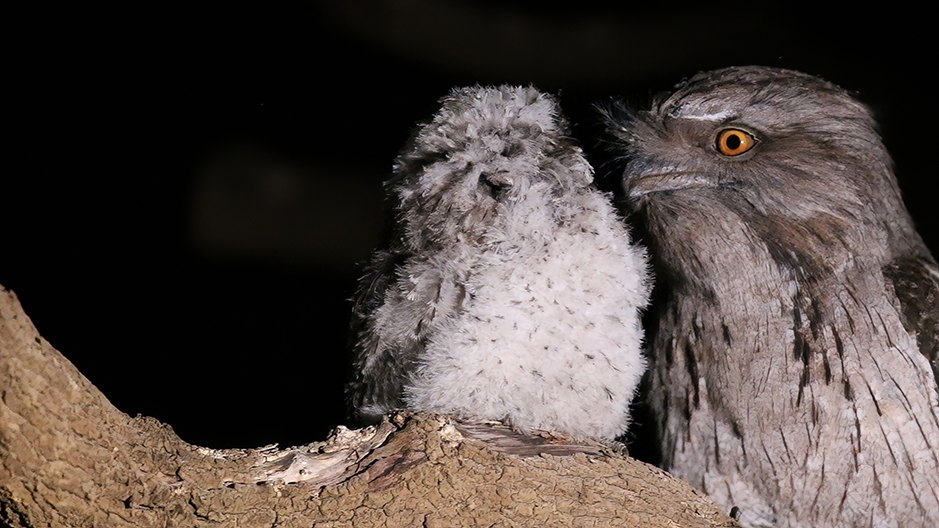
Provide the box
[348,85,650,440]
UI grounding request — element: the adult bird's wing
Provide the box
[884,254,939,388]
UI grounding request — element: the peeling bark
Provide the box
[0,286,739,527]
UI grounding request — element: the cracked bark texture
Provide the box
[0,286,739,527]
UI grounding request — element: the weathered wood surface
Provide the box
[0,285,739,527]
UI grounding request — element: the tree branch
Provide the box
[0,285,739,527]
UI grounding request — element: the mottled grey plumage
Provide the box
[348,85,650,440]
[604,66,939,527]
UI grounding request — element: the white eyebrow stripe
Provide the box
[679,110,734,121]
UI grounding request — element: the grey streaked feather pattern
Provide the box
[884,256,939,388]
[604,66,939,527]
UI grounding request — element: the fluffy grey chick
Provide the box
[348,85,650,440]
[604,66,939,527]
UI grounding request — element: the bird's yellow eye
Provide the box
[716,128,756,156]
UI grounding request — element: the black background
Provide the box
[5,2,935,450]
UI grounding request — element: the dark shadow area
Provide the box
[5,1,933,450]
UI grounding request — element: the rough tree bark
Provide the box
[0,285,739,527]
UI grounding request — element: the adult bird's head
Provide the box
[602,66,923,290]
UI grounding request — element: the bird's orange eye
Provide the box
[716,128,756,156]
